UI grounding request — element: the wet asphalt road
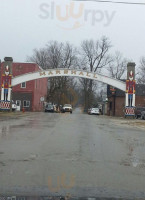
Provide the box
[0,108,145,198]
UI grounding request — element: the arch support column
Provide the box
[125,62,136,117]
[0,57,13,111]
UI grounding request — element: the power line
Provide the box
[73,0,145,5]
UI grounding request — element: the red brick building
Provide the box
[107,84,145,117]
[0,62,48,111]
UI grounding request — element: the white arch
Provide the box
[12,69,126,91]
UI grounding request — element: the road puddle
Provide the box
[131,157,140,167]
[131,146,145,168]
[120,141,145,169]
[0,119,40,139]
[0,126,10,139]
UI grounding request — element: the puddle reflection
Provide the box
[0,126,10,139]
[0,117,55,139]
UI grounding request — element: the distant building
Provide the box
[0,62,48,111]
[107,84,145,117]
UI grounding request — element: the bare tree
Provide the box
[81,37,112,72]
[137,57,145,84]
[107,51,128,80]
[79,37,112,110]
[27,48,48,69]
[27,41,78,106]
[78,78,98,111]
[62,42,78,69]
[46,41,63,69]
[46,41,78,105]
[27,38,114,109]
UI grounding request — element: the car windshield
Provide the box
[47,104,53,107]
[64,104,72,107]
[1,1,145,199]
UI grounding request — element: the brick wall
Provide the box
[12,92,32,111]
[115,97,125,117]
[107,96,145,117]
[136,96,145,107]
[33,78,48,111]
[0,62,48,112]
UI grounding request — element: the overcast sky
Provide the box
[0,0,145,66]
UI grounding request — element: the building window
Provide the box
[17,197,26,200]
[21,82,26,88]
[7,197,16,200]
[23,100,30,107]
[16,100,21,106]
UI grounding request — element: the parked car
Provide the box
[89,108,100,115]
[45,104,54,113]
[59,105,63,113]
[141,111,145,120]
[88,108,91,114]
[62,104,72,113]
[135,107,145,119]
[53,104,57,112]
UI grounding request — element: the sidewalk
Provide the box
[103,115,145,130]
[0,111,29,121]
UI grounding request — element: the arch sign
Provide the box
[12,68,126,91]
[0,57,136,117]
